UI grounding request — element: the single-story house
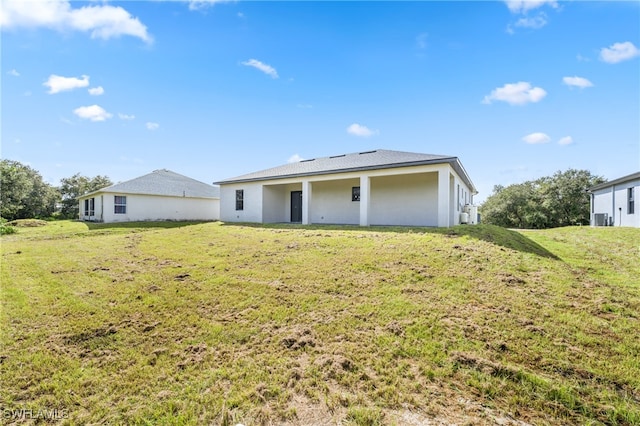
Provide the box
[215,149,477,227]
[78,169,220,223]
[588,171,639,227]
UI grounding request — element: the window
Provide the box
[84,199,89,216]
[114,196,127,214]
[629,187,635,214]
[352,186,360,202]
[235,190,244,211]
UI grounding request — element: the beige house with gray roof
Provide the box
[215,149,477,227]
[78,169,220,223]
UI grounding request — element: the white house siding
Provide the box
[591,177,640,227]
[81,193,219,223]
[220,163,474,227]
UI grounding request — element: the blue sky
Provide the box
[2,0,639,202]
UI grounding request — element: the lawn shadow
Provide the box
[220,222,560,260]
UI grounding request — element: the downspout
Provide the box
[619,207,622,226]
[611,184,615,226]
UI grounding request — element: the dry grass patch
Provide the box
[1,221,639,424]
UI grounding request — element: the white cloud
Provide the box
[73,105,112,122]
[562,76,593,89]
[599,41,640,64]
[522,132,551,144]
[241,59,278,79]
[504,0,557,14]
[0,0,152,43]
[187,0,230,11]
[514,13,547,29]
[88,86,104,96]
[347,123,378,138]
[288,154,304,163]
[483,82,547,106]
[118,113,135,120]
[146,122,159,131]
[558,136,573,145]
[7,69,20,77]
[44,74,89,94]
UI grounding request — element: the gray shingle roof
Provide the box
[216,149,476,193]
[82,169,220,199]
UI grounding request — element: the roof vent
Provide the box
[330,154,346,158]
[300,158,315,162]
[359,150,377,155]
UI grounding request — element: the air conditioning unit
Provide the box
[594,213,608,226]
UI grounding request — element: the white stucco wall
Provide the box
[310,178,360,225]
[220,183,263,223]
[591,178,640,227]
[80,193,219,223]
[369,173,439,226]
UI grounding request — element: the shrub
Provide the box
[0,218,17,235]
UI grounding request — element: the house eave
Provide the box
[587,171,640,192]
[78,190,219,201]
[216,157,478,195]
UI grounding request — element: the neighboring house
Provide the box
[588,171,640,227]
[215,149,477,227]
[78,169,220,223]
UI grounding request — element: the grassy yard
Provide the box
[1,221,639,425]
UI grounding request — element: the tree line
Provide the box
[2,159,604,229]
[480,169,605,229]
[1,159,112,221]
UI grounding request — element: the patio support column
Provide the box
[438,167,450,227]
[302,180,312,225]
[359,175,370,226]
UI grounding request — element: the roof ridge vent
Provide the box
[330,154,346,158]
[359,150,377,155]
[300,158,316,162]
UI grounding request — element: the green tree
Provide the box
[480,169,605,229]
[59,174,112,218]
[481,182,546,228]
[537,169,605,227]
[0,159,60,220]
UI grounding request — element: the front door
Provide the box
[291,191,302,223]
